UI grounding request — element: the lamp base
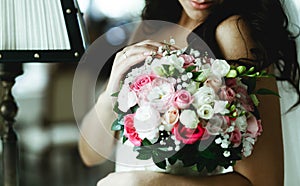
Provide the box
[0,63,23,186]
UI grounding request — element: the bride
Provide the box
[78,0,300,185]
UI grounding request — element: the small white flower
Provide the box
[182,82,188,88]
[159,125,165,131]
[214,100,229,115]
[158,46,164,54]
[223,151,231,157]
[195,58,202,68]
[221,142,229,149]
[168,146,174,151]
[215,137,222,144]
[176,78,182,83]
[235,115,247,132]
[190,48,200,57]
[211,59,230,77]
[181,74,188,81]
[169,38,176,45]
[179,110,199,129]
[223,134,230,139]
[197,104,214,120]
[187,72,193,79]
[226,126,235,133]
[177,84,182,90]
[175,146,180,151]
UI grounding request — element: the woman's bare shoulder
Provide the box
[215,15,256,60]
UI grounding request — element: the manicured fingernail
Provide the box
[143,51,152,56]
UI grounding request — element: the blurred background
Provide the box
[0,0,145,185]
[1,0,300,186]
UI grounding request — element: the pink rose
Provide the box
[173,90,194,109]
[225,78,237,87]
[205,114,229,135]
[138,77,175,113]
[172,123,206,144]
[124,114,142,146]
[205,76,223,92]
[235,85,254,112]
[130,74,156,92]
[180,54,195,65]
[219,86,236,103]
[229,127,242,147]
[246,115,263,138]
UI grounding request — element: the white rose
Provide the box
[211,59,230,77]
[197,104,214,120]
[179,110,199,129]
[134,105,161,140]
[193,86,215,108]
[117,85,137,112]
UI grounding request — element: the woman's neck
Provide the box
[178,11,205,31]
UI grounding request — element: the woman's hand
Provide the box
[96,171,163,186]
[96,171,252,186]
[105,40,164,95]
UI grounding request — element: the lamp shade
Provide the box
[0,0,88,63]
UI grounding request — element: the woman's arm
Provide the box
[215,15,284,186]
[79,40,164,166]
[79,91,116,166]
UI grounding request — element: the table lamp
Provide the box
[0,0,88,185]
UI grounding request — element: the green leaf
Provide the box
[111,92,119,97]
[111,119,122,131]
[154,160,167,170]
[199,149,216,159]
[196,161,205,172]
[130,105,139,113]
[255,88,280,97]
[153,151,167,169]
[122,136,128,143]
[113,102,124,114]
[168,156,177,165]
[185,65,196,72]
[206,161,218,172]
[142,138,153,146]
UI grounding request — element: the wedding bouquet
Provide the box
[111,40,277,173]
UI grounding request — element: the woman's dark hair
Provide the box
[142,0,300,110]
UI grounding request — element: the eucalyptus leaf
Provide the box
[136,152,152,160]
[255,88,280,97]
